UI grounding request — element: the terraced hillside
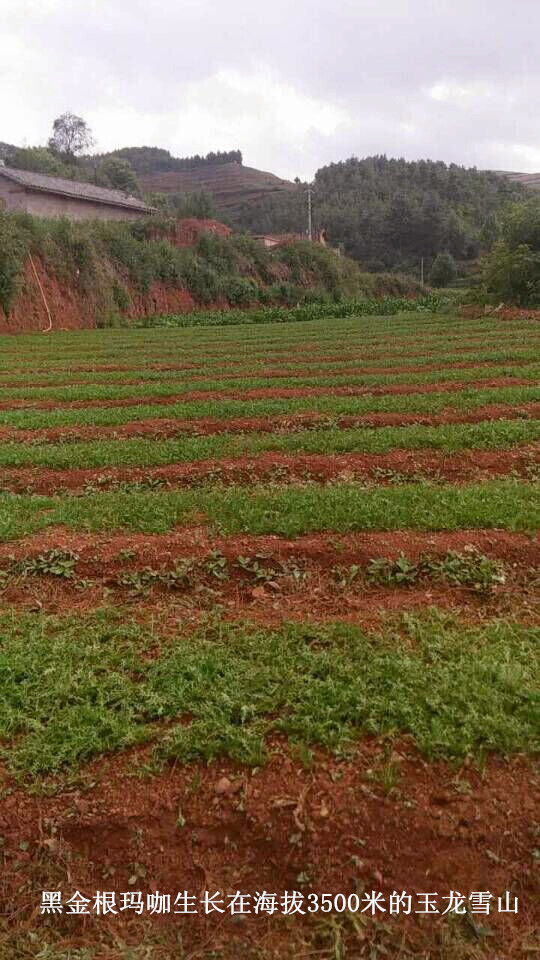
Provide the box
[140,160,295,212]
[0,311,538,959]
[497,170,540,191]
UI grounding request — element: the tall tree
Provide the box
[48,113,94,161]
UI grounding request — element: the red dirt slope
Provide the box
[140,161,295,212]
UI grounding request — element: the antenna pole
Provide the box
[307,185,313,241]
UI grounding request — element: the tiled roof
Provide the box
[0,166,155,212]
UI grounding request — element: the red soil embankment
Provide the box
[461,304,540,321]
[0,256,197,334]
[0,219,235,334]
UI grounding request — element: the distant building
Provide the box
[0,164,155,221]
[254,229,328,248]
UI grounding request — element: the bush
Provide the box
[7,146,72,178]
[479,197,540,306]
[138,293,455,328]
[95,157,141,196]
[0,214,28,314]
[482,242,540,306]
[224,276,260,304]
[430,252,457,288]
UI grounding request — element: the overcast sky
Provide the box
[2,0,539,180]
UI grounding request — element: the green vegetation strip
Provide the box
[0,347,538,386]
[1,329,537,361]
[0,363,538,405]
[0,609,537,775]
[0,480,536,541]
[1,316,536,363]
[1,328,536,372]
[0,420,536,470]
[0,384,537,431]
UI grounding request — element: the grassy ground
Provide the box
[0,310,538,959]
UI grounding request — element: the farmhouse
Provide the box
[0,163,155,221]
[254,229,328,248]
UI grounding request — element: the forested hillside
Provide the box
[102,147,244,174]
[236,156,527,272]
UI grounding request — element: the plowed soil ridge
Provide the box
[2,446,538,494]
[2,526,537,568]
[0,402,538,444]
[0,527,537,632]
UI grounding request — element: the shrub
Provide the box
[0,209,427,322]
[224,276,260,304]
[480,197,540,306]
[430,252,457,288]
[0,214,28,314]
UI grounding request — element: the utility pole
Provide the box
[420,257,424,286]
[306,184,314,241]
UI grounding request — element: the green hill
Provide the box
[235,156,528,273]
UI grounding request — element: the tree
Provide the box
[149,190,217,219]
[48,113,94,160]
[502,196,540,250]
[430,252,457,287]
[95,157,141,195]
[482,242,540,305]
[480,198,540,305]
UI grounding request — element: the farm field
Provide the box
[0,311,538,960]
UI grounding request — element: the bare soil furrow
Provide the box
[0,742,536,958]
[2,445,537,494]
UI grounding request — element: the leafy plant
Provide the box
[204,549,229,581]
[367,553,420,585]
[116,560,195,596]
[332,564,361,588]
[235,553,280,586]
[13,549,79,580]
[425,548,506,593]
[367,549,507,593]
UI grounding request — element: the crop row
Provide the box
[0,384,537,431]
[1,363,538,406]
[1,314,537,357]
[0,419,537,469]
[3,329,539,370]
[0,478,536,541]
[0,608,536,775]
[0,346,538,387]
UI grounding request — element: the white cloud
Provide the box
[0,0,539,178]
[86,69,350,179]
